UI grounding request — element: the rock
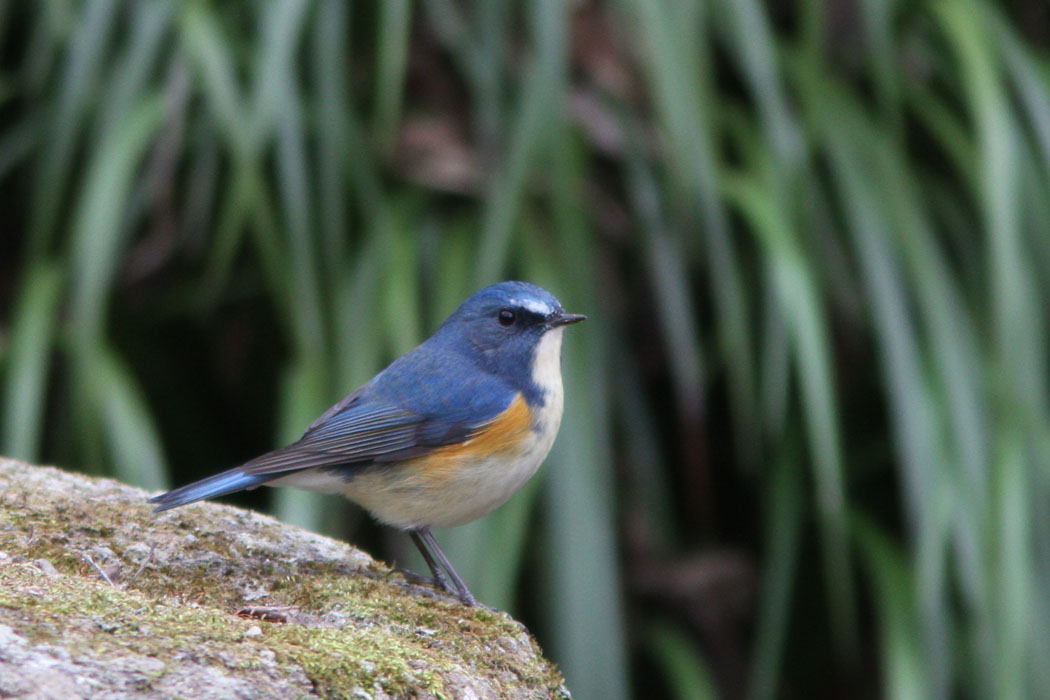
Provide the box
[32,558,60,576]
[0,458,570,699]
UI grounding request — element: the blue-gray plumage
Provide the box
[149,281,585,606]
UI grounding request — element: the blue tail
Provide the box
[149,469,268,513]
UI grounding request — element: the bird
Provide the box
[149,281,586,606]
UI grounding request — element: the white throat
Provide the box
[530,326,566,426]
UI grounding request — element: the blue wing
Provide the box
[261,341,517,470]
[150,339,516,512]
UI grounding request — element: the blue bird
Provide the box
[149,281,585,606]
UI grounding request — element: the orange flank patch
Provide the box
[412,394,533,484]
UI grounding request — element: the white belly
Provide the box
[362,419,558,529]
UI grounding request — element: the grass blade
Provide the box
[93,346,168,491]
[724,169,857,657]
[68,96,166,346]
[646,620,720,700]
[311,0,351,292]
[28,0,119,258]
[1,261,63,462]
[748,449,802,700]
[854,515,928,700]
[627,0,757,473]
[474,0,567,284]
[533,135,629,700]
[371,0,411,149]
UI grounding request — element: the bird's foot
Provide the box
[391,566,455,594]
[390,567,477,606]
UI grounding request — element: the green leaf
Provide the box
[1,261,63,462]
[371,0,411,149]
[28,0,119,258]
[646,621,720,700]
[854,515,928,700]
[92,346,168,492]
[68,96,166,346]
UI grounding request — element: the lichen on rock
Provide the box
[0,458,570,699]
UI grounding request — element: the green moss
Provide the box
[0,461,569,698]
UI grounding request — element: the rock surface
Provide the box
[0,458,570,699]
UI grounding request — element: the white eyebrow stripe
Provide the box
[509,298,553,315]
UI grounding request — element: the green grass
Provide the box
[2,1,1050,698]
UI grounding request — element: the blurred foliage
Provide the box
[1,1,1050,698]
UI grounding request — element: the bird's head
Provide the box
[440,281,586,392]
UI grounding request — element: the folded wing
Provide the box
[149,387,511,513]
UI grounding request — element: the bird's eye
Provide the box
[498,309,516,326]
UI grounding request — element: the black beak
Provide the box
[549,312,587,327]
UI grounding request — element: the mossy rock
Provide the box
[0,458,570,699]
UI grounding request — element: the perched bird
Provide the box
[149,281,585,606]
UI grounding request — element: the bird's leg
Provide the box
[418,527,478,606]
[409,529,452,592]
[409,527,478,606]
